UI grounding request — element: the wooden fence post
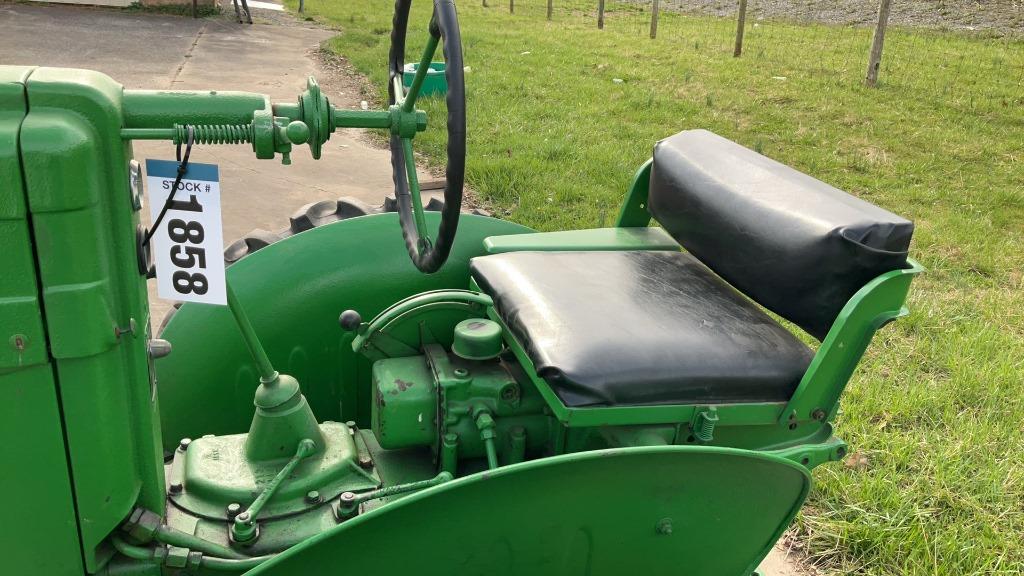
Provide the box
[650,0,660,38]
[865,0,893,87]
[598,0,605,29]
[547,0,553,20]
[733,0,747,57]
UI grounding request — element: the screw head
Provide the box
[178,438,192,451]
[812,408,827,421]
[340,491,357,504]
[358,455,374,469]
[226,503,242,518]
[168,482,183,495]
[10,334,27,351]
[236,511,251,523]
[305,490,321,504]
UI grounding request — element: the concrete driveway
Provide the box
[1,2,421,322]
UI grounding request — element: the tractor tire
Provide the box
[156,193,486,334]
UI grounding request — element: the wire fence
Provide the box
[473,0,1024,117]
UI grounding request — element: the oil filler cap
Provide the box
[452,319,503,360]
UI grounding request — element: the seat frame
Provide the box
[472,159,922,457]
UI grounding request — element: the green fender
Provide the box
[156,213,532,451]
[246,445,811,576]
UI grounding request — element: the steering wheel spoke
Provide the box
[402,31,441,113]
[401,137,430,243]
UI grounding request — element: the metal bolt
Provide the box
[500,384,519,402]
[453,368,469,378]
[358,455,374,469]
[178,438,192,452]
[336,492,359,521]
[148,339,173,359]
[226,503,242,518]
[811,408,826,421]
[305,491,321,504]
[236,512,251,523]
[168,482,183,495]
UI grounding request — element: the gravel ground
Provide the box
[657,0,1024,36]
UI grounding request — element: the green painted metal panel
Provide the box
[157,213,533,449]
[483,226,679,254]
[247,446,810,576]
[0,365,87,575]
[0,65,85,576]
[20,67,165,572]
[0,66,48,370]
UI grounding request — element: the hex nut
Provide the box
[166,546,189,568]
[125,508,162,542]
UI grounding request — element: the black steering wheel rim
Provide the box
[389,0,466,273]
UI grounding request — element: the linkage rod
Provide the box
[226,281,278,383]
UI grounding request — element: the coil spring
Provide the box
[174,123,254,145]
[694,408,718,443]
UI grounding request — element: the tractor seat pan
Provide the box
[471,250,815,408]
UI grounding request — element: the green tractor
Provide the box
[1,1,920,574]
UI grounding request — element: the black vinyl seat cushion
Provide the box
[471,250,815,408]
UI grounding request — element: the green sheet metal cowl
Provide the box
[451,318,503,360]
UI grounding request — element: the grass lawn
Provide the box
[287,0,1023,573]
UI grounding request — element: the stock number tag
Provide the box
[146,160,227,305]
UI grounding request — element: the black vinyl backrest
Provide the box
[647,130,913,340]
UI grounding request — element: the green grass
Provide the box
[289,1,1023,573]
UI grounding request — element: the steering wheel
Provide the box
[389,0,466,273]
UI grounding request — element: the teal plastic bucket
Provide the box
[402,62,447,97]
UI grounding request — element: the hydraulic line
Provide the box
[201,554,275,571]
[152,525,246,560]
[111,535,157,561]
[111,535,274,571]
